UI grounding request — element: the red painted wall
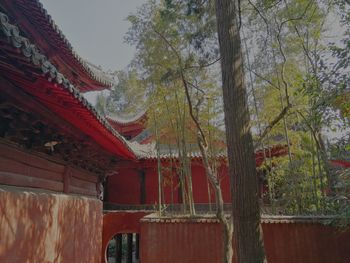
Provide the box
[141,218,223,263]
[144,166,159,204]
[191,161,231,204]
[262,222,350,263]
[107,168,141,204]
[107,160,231,205]
[107,145,292,206]
[140,217,350,263]
[191,163,214,203]
[0,186,103,263]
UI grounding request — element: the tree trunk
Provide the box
[214,0,266,262]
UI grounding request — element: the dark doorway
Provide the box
[107,233,140,263]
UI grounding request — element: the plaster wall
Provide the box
[107,168,140,204]
[107,161,230,205]
[0,186,103,263]
[140,218,350,263]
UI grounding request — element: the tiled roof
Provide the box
[131,129,152,143]
[127,142,226,160]
[8,0,115,90]
[128,142,157,159]
[0,11,136,160]
[128,142,289,165]
[141,214,339,224]
[141,214,221,223]
[107,110,147,125]
[83,60,115,88]
[260,215,339,224]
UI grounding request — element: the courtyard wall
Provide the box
[140,216,350,263]
[0,187,103,263]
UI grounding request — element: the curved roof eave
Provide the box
[2,0,115,91]
[0,10,136,160]
[106,109,148,126]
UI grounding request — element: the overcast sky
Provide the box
[41,0,146,72]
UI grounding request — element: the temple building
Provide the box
[0,1,135,261]
[1,1,349,263]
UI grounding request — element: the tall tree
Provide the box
[241,0,337,211]
[126,1,233,261]
[214,0,267,262]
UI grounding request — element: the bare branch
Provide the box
[246,0,270,47]
[152,26,183,66]
[151,25,208,147]
[275,28,291,105]
[278,0,313,32]
[247,0,270,34]
[186,80,206,94]
[247,67,280,90]
[184,57,221,70]
[181,72,208,146]
[257,103,292,143]
[274,0,313,106]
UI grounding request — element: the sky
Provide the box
[40,0,146,72]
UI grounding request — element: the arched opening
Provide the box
[106,233,140,263]
[102,212,149,263]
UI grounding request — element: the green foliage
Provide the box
[266,133,326,214]
[244,0,350,216]
[324,168,350,228]
[122,0,227,216]
[125,0,224,150]
[105,70,146,115]
[95,93,107,116]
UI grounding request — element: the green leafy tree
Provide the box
[241,0,345,213]
[126,1,234,261]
